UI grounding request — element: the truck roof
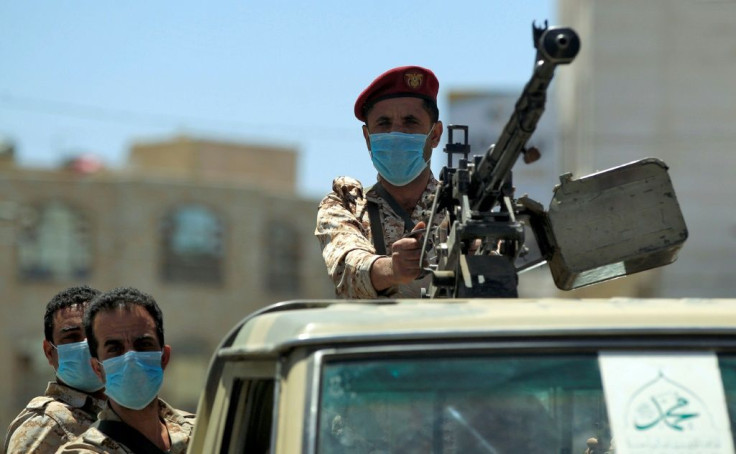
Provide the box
[221,298,736,357]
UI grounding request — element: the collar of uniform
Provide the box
[366,173,439,212]
[46,381,105,412]
[100,398,188,425]
[418,174,439,216]
[99,400,124,422]
[157,398,194,426]
[422,174,439,202]
[364,184,381,203]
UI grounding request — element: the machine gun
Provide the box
[421,22,688,298]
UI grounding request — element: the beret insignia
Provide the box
[404,73,424,89]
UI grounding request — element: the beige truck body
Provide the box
[188,298,736,453]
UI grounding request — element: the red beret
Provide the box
[354,65,439,122]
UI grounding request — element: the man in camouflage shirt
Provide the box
[57,287,195,454]
[57,400,194,454]
[316,65,444,298]
[4,285,106,454]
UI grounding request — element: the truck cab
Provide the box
[187,298,736,453]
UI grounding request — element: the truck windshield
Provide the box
[317,354,736,454]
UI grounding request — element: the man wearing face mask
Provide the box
[57,287,195,454]
[315,65,444,298]
[4,285,106,454]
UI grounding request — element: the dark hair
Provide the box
[84,287,164,359]
[363,98,440,124]
[44,285,101,342]
[422,99,440,123]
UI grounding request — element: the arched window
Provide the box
[17,201,92,281]
[161,204,224,285]
[266,222,301,293]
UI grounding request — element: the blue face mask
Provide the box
[102,351,164,410]
[369,127,432,186]
[54,340,105,393]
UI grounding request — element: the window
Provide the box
[161,204,224,284]
[318,352,736,453]
[318,354,609,453]
[17,201,92,281]
[222,379,274,454]
[266,222,300,293]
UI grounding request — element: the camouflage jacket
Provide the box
[56,399,195,454]
[3,381,105,454]
[315,175,442,299]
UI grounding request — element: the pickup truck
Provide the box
[187,298,736,454]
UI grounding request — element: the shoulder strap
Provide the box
[373,183,416,233]
[366,199,386,256]
[97,420,167,454]
[26,395,55,410]
[366,183,419,256]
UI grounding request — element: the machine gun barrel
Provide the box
[423,22,685,298]
[422,21,581,299]
[470,23,580,211]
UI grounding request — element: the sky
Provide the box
[0,0,555,199]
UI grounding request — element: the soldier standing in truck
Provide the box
[315,65,444,298]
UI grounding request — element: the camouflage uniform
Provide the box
[3,381,105,454]
[56,399,195,454]
[315,175,442,298]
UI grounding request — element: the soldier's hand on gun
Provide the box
[390,222,427,284]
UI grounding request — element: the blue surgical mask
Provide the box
[369,127,433,186]
[102,351,164,410]
[54,340,104,393]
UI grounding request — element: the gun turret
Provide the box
[421,21,579,298]
[421,22,687,299]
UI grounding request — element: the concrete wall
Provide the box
[128,136,298,194]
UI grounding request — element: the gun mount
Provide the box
[420,22,687,298]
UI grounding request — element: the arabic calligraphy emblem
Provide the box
[627,371,708,433]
